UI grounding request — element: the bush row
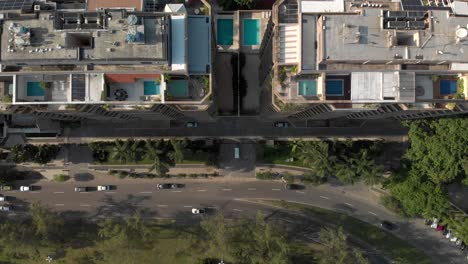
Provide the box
[108,170,219,179]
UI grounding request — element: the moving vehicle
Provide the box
[192,208,206,215]
[380,221,396,231]
[274,121,289,128]
[97,185,111,191]
[20,186,31,192]
[234,147,240,159]
[74,186,88,192]
[0,205,11,212]
[286,183,304,190]
[0,195,7,202]
[185,122,199,128]
[0,185,13,191]
[157,183,177,189]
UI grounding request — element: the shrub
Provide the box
[256,171,281,180]
[380,195,408,218]
[301,173,327,186]
[53,174,69,182]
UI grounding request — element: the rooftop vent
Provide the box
[387,21,406,29]
[386,11,407,20]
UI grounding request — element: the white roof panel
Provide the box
[300,0,344,13]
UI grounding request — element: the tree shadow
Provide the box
[93,194,156,219]
[332,203,357,214]
[74,173,95,182]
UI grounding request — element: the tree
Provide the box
[199,213,230,261]
[292,141,335,178]
[110,140,129,163]
[149,155,170,176]
[169,139,186,164]
[29,202,64,241]
[126,140,143,162]
[318,227,368,264]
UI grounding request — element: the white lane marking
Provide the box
[296,191,305,194]
[53,191,64,194]
[222,188,232,191]
[8,213,16,216]
[55,204,64,206]
[183,205,192,208]
[248,188,256,191]
[319,196,330,200]
[139,191,153,194]
[80,204,90,207]
[31,191,41,194]
[172,190,183,193]
[197,190,207,192]
[105,191,116,194]
[7,191,17,193]
[272,188,281,191]
[207,206,217,209]
[157,204,168,207]
[233,209,243,212]
[368,211,378,216]
[345,202,354,207]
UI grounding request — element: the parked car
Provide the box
[274,121,289,128]
[446,230,452,239]
[192,208,206,215]
[157,183,177,189]
[380,221,396,231]
[286,183,304,190]
[459,242,466,251]
[0,185,12,191]
[0,195,7,202]
[0,205,11,211]
[74,186,88,192]
[97,185,111,191]
[436,225,444,231]
[20,186,31,192]
[424,219,432,225]
[185,122,199,128]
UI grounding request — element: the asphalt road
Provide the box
[64,117,409,141]
[1,179,466,264]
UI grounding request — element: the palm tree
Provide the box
[145,140,170,176]
[127,140,143,162]
[149,155,170,176]
[144,140,162,160]
[111,140,129,164]
[169,139,186,164]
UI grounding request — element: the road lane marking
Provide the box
[183,205,192,208]
[31,191,41,194]
[272,188,281,191]
[222,189,232,191]
[233,209,243,212]
[105,191,116,194]
[319,196,330,200]
[197,190,207,192]
[8,213,16,216]
[53,191,64,194]
[207,206,217,209]
[157,204,168,207]
[7,191,17,193]
[80,204,90,207]
[368,211,378,216]
[248,188,256,191]
[172,190,183,193]
[296,191,305,194]
[139,191,153,194]
[345,203,354,207]
[55,204,64,206]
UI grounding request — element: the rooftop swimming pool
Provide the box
[217,19,234,45]
[143,81,160,95]
[243,19,260,46]
[325,80,344,96]
[440,79,458,95]
[167,80,189,97]
[27,82,45,96]
[298,80,317,96]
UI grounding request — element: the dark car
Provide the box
[286,183,304,190]
[274,121,289,128]
[157,183,177,190]
[74,186,88,192]
[185,122,199,128]
[380,221,396,231]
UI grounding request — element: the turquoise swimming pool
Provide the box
[143,81,160,95]
[243,19,260,46]
[168,80,189,97]
[440,80,457,95]
[298,80,317,96]
[27,82,45,96]
[326,80,344,96]
[217,19,234,45]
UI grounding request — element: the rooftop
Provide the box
[1,10,169,65]
[87,0,143,11]
[320,9,468,63]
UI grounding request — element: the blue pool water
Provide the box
[243,19,260,45]
[27,82,45,96]
[326,80,344,96]
[217,19,234,45]
[440,80,458,95]
[298,80,317,96]
[168,80,189,97]
[143,81,160,95]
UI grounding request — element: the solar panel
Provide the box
[401,0,452,11]
[0,0,34,11]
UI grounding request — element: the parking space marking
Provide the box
[53,191,64,194]
[139,191,153,194]
[368,211,378,216]
[248,188,256,191]
[296,191,305,194]
[319,196,330,200]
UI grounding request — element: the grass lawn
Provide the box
[262,145,306,168]
[263,200,432,264]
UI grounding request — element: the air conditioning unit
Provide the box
[34,5,40,11]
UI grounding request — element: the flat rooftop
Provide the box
[1,11,169,65]
[321,9,468,63]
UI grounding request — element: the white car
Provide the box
[0,205,11,211]
[192,208,206,215]
[20,186,31,192]
[97,185,111,191]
